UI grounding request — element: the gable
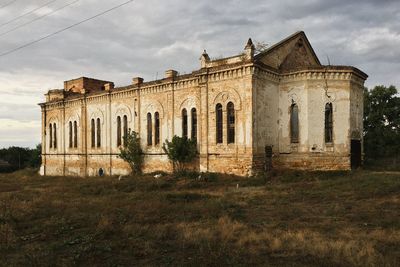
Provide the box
[255,31,321,71]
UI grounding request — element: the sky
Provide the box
[0,0,399,148]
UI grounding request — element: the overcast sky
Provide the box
[0,0,399,148]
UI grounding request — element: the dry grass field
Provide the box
[0,169,399,266]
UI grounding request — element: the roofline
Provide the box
[280,65,368,80]
[65,76,114,84]
[254,31,321,65]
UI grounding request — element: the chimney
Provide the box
[104,83,114,91]
[132,77,144,86]
[165,69,178,79]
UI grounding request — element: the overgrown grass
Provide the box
[0,169,399,266]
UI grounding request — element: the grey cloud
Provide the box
[0,0,399,147]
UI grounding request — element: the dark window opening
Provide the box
[147,113,152,146]
[155,112,160,145]
[91,119,95,148]
[123,115,128,147]
[290,104,299,143]
[69,121,73,148]
[182,109,188,138]
[53,123,57,149]
[74,121,78,148]
[191,108,197,142]
[216,103,223,144]
[96,118,101,148]
[325,103,333,143]
[49,124,53,149]
[117,116,121,147]
[227,102,235,144]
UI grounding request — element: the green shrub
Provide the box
[162,136,197,173]
[119,131,143,174]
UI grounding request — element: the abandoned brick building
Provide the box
[39,31,367,176]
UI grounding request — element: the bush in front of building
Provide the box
[163,135,197,174]
[119,131,143,174]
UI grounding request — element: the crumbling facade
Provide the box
[39,31,368,177]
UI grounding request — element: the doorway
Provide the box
[351,140,361,169]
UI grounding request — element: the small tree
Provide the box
[254,41,269,55]
[162,136,197,173]
[29,144,42,168]
[118,131,143,174]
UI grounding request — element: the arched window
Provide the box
[290,104,299,143]
[216,103,223,144]
[91,119,95,148]
[49,123,53,148]
[96,118,101,148]
[147,113,152,146]
[155,112,160,145]
[117,116,122,147]
[123,115,128,147]
[53,123,57,149]
[227,102,235,144]
[325,103,333,143]
[191,108,197,142]
[69,121,73,148]
[182,109,188,138]
[73,121,78,148]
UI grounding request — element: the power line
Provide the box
[0,0,58,29]
[0,0,79,38]
[0,0,135,58]
[0,0,17,10]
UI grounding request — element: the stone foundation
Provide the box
[274,153,351,171]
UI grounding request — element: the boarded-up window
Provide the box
[117,116,121,147]
[155,112,160,145]
[216,103,223,144]
[96,118,101,148]
[69,121,73,148]
[73,121,78,148]
[290,104,299,143]
[325,103,333,143]
[49,124,53,149]
[227,102,235,144]
[91,119,95,148]
[191,108,197,142]
[147,113,152,146]
[182,109,188,138]
[123,115,128,147]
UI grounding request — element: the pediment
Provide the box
[255,31,321,72]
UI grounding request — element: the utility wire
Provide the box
[0,0,58,29]
[0,0,80,38]
[0,0,17,10]
[0,0,135,58]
